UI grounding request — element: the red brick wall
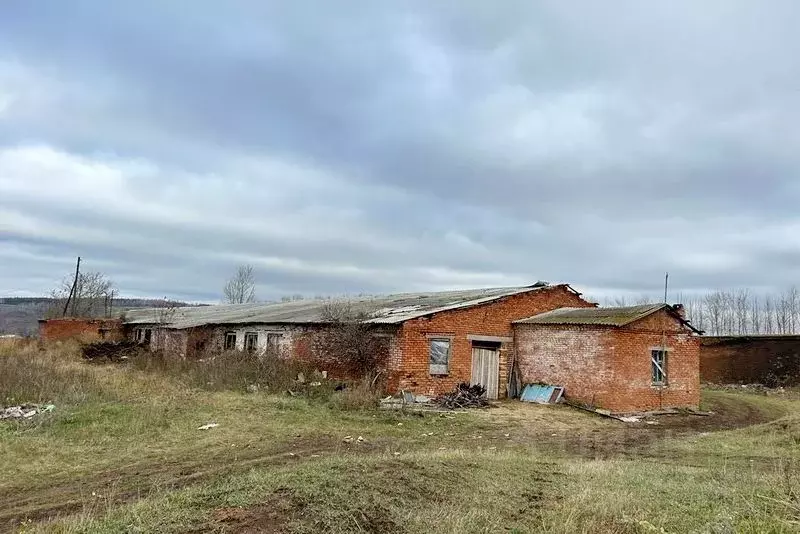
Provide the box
[394,285,593,396]
[514,309,700,412]
[39,318,124,343]
[700,336,800,386]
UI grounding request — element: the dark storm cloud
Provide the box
[2,1,800,301]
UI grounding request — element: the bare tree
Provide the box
[764,295,775,334]
[310,300,389,383]
[734,289,749,335]
[787,286,799,334]
[750,294,761,334]
[46,270,117,318]
[609,296,629,307]
[223,264,257,304]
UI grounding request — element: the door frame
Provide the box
[470,341,501,400]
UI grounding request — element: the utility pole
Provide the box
[62,256,81,317]
[658,272,669,409]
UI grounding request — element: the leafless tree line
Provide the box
[606,288,800,335]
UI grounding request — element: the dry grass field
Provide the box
[1,342,799,533]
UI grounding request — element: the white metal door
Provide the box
[471,347,499,400]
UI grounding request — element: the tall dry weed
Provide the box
[127,348,306,393]
[0,341,105,405]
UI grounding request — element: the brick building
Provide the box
[123,283,591,399]
[38,318,124,343]
[38,288,704,412]
[513,304,702,412]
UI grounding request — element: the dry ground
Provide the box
[1,343,799,533]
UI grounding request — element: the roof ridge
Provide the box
[123,284,558,328]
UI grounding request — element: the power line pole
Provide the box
[62,256,81,317]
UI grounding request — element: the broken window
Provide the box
[224,332,237,350]
[135,328,152,344]
[651,349,667,384]
[244,332,258,352]
[266,333,282,352]
[429,338,451,375]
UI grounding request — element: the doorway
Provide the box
[470,341,500,400]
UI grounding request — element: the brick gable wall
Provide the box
[514,308,700,412]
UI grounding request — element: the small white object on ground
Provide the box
[0,404,55,420]
[197,423,219,430]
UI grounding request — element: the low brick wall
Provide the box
[39,318,124,343]
[700,336,800,386]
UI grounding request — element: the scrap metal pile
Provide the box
[434,382,490,409]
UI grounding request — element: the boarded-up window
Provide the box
[429,339,451,375]
[651,349,667,384]
[244,332,258,352]
[224,332,237,350]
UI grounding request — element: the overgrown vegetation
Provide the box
[127,348,309,394]
[2,343,800,533]
[0,341,105,406]
[310,300,390,386]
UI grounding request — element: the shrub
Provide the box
[307,301,391,383]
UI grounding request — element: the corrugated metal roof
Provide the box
[124,284,557,329]
[514,304,668,327]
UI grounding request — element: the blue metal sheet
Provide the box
[520,384,564,404]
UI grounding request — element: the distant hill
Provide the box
[0,298,195,337]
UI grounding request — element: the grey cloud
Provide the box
[1,1,800,301]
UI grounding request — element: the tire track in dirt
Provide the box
[0,437,339,532]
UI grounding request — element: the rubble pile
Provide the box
[0,404,55,420]
[434,383,490,410]
[82,341,140,361]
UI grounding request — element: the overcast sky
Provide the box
[2,1,799,303]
